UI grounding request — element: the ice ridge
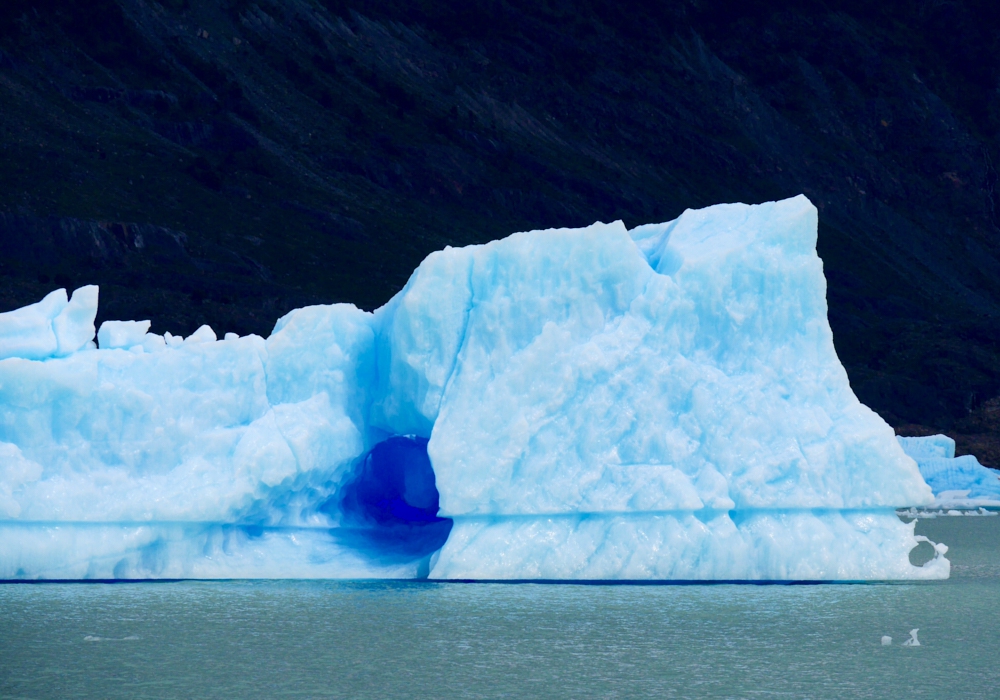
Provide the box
[0,196,946,580]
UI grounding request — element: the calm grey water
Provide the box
[1,516,997,699]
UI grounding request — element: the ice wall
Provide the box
[0,195,946,580]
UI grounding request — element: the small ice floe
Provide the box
[902,629,920,647]
[897,506,998,518]
[881,635,892,646]
[83,634,139,642]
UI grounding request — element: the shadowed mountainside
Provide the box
[2,0,1000,462]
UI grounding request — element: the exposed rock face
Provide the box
[2,0,1000,455]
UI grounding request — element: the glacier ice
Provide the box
[898,435,1000,508]
[0,285,97,361]
[97,319,150,350]
[0,195,947,580]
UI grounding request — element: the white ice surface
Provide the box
[97,319,150,350]
[0,286,97,361]
[0,196,946,580]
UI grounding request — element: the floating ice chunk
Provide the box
[902,629,920,647]
[186,325,217,344]
[881,636,892,646]
[82,635,139,642]
[898,435,1000,507]
[53,285,98,356]
[98,320,151,350]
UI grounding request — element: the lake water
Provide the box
[1,515,997,699]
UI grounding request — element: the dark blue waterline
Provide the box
[0,577,939,586]
[0,578,188,584]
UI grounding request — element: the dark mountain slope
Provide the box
[2,0,1000,460]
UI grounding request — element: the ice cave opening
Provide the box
[327,436,453,562]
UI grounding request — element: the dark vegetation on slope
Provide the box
[2,0,1000,463]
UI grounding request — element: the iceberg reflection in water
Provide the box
[0,196,946,580]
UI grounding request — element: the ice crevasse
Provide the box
[0,195,948,580]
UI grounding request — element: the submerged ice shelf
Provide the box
[0,196,948,580]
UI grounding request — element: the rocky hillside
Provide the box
[2,0,1000,461]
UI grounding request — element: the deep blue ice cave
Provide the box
[326,436,453,563]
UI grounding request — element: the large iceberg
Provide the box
[0,195,947,580]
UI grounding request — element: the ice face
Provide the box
[898,435,1000,507]
[0,285,97,361]
[897,435,956,461]
[0,196,946,580]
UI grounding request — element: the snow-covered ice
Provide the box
[0,196,947,580]
[898,435,1000,508]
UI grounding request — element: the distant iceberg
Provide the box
[0,196,948,580]
[898,435,1000,508]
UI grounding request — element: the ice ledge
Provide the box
[0,522,429,580]
[0,510,948,582]
[430,510,949,581]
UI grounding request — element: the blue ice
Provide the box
[898,435,1000,507]
[0,196,948,580]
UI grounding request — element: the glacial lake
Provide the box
[1,515,997,699]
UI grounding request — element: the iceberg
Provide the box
[898,435,1000,508]
[0,196,947,580]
